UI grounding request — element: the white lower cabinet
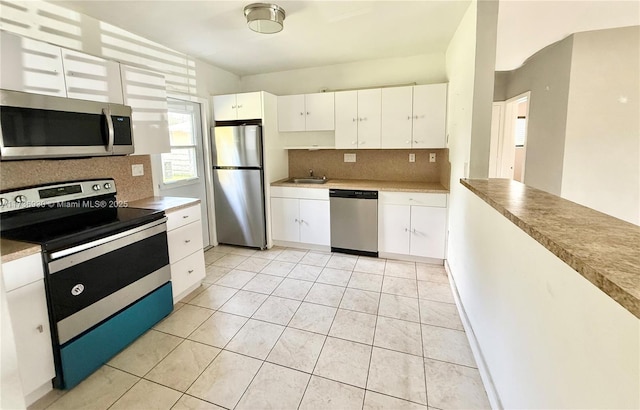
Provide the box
[378,192,447,259]
[271,188,330,246]
[2,253,55,405]
[166,204,206,302]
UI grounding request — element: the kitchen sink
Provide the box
[289,177,328,184]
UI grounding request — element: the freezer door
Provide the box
[213,169,266,248]
[212,125,262,167]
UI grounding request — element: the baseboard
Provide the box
[273,240,330,253]
[379,252,444,264]
[445,260,503,410]
[24,380,53,407]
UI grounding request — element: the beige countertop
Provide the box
[128,196,201,213]
[462,178,640,319]
[1,239,41,263]
[271,178,449,193]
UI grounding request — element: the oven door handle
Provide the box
[48,218,167,273]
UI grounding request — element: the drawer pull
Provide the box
[188,269,194,274]
[182,215,189,219]
[184,239,191,243]
[36,324,44,333]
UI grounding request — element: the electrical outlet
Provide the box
[409,153,416,163]
[344,153,356,163]
[429,153,436,163]
[132,164,144,176]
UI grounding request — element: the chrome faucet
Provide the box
[309,169,314,177]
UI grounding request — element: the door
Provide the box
[357,89,382,148]
[213,94,238,121]
[378,203,410,254]
[381,86,413,149]
[152,98,211,247]
[236,92,262,120]
[213,169,266,248]
[62,49,123,104]
[271,197,300,242]
[277,94,305,131]
[299,199,330,246]
[413,83,447,148]
[335,91,358,149]
[305,93,335,131]
[212,125,262,167]
[409,206,447,259]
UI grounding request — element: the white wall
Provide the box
[239,53,446,95]
[454,187,640,408]
[561,26,640,225]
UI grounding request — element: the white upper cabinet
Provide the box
[61,49,124,104]
[0,31,66,97]
[213,92,262,121]
[120,65,171,155]
[412,83,447,148]
[356,89,382,148]
[335,89,381,149]
[381,86,413,149]
[278,92,334,132]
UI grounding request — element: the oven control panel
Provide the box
[0,179,117,213]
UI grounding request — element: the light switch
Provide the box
[429,153,436,163]
[344,153,356,163]
[132,164,144,176]
[409,153,416,163]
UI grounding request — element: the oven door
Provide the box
[0,89,134,160]
[46,218,170,344]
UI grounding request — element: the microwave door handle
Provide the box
[102,107,114,153]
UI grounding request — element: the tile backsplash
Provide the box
[289,149,450,188]
[0,155,154,203]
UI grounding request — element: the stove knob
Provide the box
[92,184,101,191]
[104,182,112,190]
[14,195,27,204]
[0,197,8,207]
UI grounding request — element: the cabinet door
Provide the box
[0,31,66,97]
[299,199,330,246]
[381,86,413,149]
[409,206,447,259]
[334,91,358,149]
[62,49,123,103]
[278,95,305,132]
[271,197,300,242]
[171,250,206,303]
[357,89,382,148]
[120,65,171,155]
[412,83,447,148]
[236,92,262,120]
[168,221,204,264]
[213,94,238,121]
[304,92,334,131]
[6,280,55,395]
[378,203,410,254]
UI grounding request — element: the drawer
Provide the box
[166,204,201,231]
[171,250,206,301]
[167,221,203,263]
[379,192,447,207]
[3,253,44,292]
[271,186,329,200]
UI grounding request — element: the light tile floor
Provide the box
[31,245,491,410]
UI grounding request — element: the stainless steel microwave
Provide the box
[0,89,134,160]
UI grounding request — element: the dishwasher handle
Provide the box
[329,189,378,199]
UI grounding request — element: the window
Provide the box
[515,116,527,147]
[161,111,198,184]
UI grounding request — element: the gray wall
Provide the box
[504,36,574,195]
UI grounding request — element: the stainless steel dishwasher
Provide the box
[329,189,378,257]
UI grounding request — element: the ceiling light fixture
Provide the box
[244,3,286,34]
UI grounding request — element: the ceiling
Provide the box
[54,0,472,77]
[51,0,640,77]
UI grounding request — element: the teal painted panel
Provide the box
[59,283,173,389]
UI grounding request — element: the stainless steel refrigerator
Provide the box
[211,124,267,249]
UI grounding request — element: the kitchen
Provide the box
[2,0,636,407]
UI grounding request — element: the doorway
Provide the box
[151,98,212,247]
[489,92,530,181]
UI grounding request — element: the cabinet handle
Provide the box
[414,140,419,144]
[182,215,189,219]
[306,112,310,115]
[188,269,194,274]
[413,229,417,234]
[404,228,409,232]
[238,104,243,108]
[294,218,299,222]
[232,105,236,109]
[184,239,191,243]
[407,116,411,120]
[37,324,44,333]
[352,118,357,122]
[299,219,305,224]
[414,115,419,119]
[300,112,304,116]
